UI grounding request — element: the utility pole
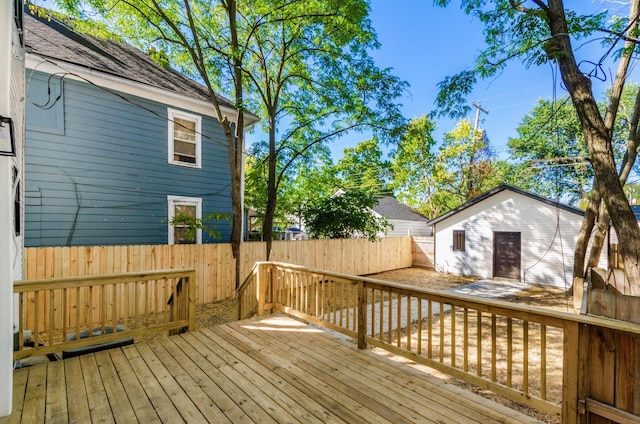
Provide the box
[466,101,489,200]
[472,101,489,132]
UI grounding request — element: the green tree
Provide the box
[434,1,640,292]
[302,190,390,240]
[56,0,251,289]
[58,0,405,273]
[432,119,498,206]
[390,115,443,219]
[508,98,591,205]
[334,138,391,195]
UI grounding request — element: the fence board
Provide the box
[587,288,640,422]
[24,237,412,305]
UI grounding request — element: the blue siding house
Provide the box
[23,12,257,247]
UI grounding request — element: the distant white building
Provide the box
[428,185,605,288]
[372,196,430,237]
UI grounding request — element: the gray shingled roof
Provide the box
[372,196,428,221]
[24,12,248,115]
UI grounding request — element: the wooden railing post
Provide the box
[357,281,366,349]
[187,270,196,332]
[257,263,265,316]
[562,321,583,424]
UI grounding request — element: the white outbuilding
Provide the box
[428,184,599,288]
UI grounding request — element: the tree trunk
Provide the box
[227,0,244,291]
[573,180,600,281]
[262,114,277,260]
[548,0,640,294]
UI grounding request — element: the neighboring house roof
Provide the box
[23,11,258,124]
[372,196,428,221]
[428,184,584,226]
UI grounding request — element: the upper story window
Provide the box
[168,108,201,168]
[453,230,465,251]
[168,196,202,244]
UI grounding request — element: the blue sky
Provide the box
[39,0,637,162]
[305,0,639,162]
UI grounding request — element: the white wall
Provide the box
[0,1,24,416]
[385,219,430,237]
[433,190,587,288]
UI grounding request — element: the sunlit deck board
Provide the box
[2,314,542,424]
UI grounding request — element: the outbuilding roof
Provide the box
[373,196,428,221]
[23,11,257,122]
[427,184,584,226]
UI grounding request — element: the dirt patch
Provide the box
[364,267,480,290]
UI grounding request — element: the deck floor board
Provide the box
[2,314,542,424]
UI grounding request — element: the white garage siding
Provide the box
[433,188,591,288]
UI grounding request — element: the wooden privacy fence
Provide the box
[239,262,640,423]
[13,269,196,360]
[581,285,640,423]
[411,236,434,268]
[23,237,412,305]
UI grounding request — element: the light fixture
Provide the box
[0,116,16,157]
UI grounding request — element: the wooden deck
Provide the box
[2,314,541,423]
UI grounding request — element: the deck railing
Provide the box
[13,269,196,360]
[249,262,640,423]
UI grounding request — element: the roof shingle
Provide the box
[24,11,240,112]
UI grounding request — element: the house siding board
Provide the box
[386,219,430,237]
[434,190,582,288]
[25,71,232,247]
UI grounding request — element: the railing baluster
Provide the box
[406,295,412,352]
[63,287,68,341]
[451,305,456,368]
[439,302,444,363]
[396,294,401,347]
[523,321,529,395]
[427,300,432,358]
[101,284,107,334]
[18,293,24,350]
[48,290,54,346]
[340,281,344,328]
[491,314,497,381]
[33,289,40,345]
[378,289,383,341]
[463,307,468,372]
[541,324,547,400]
[75,286,80,339]
[387,290,392,344]
[476,311,482,377]
[507,317,513,387]
[417,299,422,355]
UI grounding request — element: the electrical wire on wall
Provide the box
[26,56,243,245]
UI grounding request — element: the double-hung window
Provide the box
[168,196,202,244]
[452,230,465,251]
[168,108,201,168]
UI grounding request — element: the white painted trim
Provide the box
[0,1,14,416]
[167,195,202,245]
[167,108,202,169]
[25,54,260,126]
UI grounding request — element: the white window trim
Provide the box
[168,108,202,168]
[167,195,202,245]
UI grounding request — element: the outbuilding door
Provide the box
[493,232,521,280]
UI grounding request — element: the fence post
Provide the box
[188,270,196,332]
[357,281,367,349]
[562,320,587,424]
